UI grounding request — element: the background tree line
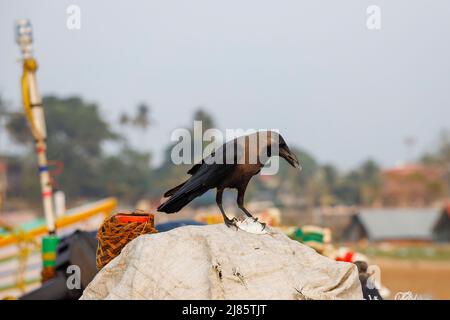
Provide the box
[0,95,448,211]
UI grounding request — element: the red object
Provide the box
[336,251,354,263]
[42,191,52,197]
[343,251,355,262]
[35,146,46,153]
[115,214,151,223]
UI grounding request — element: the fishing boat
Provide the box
[0,198,116,298]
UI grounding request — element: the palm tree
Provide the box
[133,103,151,130]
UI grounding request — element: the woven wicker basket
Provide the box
[96,212,157,270]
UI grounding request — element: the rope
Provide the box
[0,222,40,292]
[14,229,40,292]
[0,227,40,293]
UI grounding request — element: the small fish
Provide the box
[235,217,268,235]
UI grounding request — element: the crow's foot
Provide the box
[224,217,238,230]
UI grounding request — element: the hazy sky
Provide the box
[1,0,449,170]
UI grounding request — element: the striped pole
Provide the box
[16,20,56,235]
[27,64,56,235]
[16,20,59,282]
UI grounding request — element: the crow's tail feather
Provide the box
[163,181,186,197]
[157,185,210,214]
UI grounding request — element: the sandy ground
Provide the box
[371,257,450,300]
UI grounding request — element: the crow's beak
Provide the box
[279,146,301,170]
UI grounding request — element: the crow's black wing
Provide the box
[187,150,217,175]
[158,162,235,213]
[158,139,238,213]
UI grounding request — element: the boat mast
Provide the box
[15,19,57,235]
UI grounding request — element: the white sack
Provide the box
[81,224,362,300]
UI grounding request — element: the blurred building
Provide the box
[311,206,357,242]
[433,203,450,242]
[344,208,446,243]
[381,164,447,207]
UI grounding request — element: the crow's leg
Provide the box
[216,189,237,229]
[237,187,263,226]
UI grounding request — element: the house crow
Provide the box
[157,131,300,228]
